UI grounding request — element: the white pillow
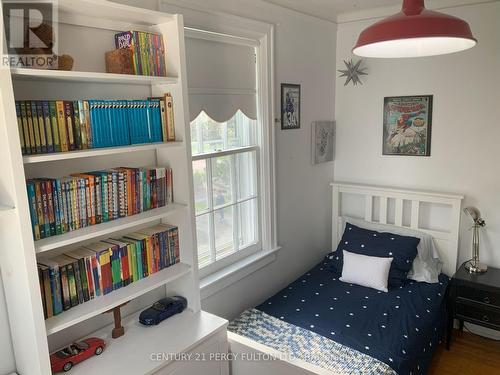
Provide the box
[340,250,393,292]
[342,216,442,283]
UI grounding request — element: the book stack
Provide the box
[114,31,166,77]
[15,95,175,155]
[37,224,180,318]
[26,166,173,241]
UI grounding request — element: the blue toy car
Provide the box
[139,296,188,325]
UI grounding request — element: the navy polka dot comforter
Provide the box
[234,253,449,375]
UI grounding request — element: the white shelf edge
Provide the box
[11,68,179,85]
[64,310,227,375]
[45,262,192,335]
[35,203,187,253]
[23,142,183,164]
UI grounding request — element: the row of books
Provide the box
[26,166,173,241]
[16,94,175,155]
[115,31,166,77]
[37,223,180,319]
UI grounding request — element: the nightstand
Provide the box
[447,263,500,349]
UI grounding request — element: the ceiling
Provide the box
[261,0,495,22]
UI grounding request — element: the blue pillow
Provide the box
[330,223,420,287]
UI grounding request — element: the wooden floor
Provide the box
[428,330,500,374]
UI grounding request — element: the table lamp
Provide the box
[463,207,487,273]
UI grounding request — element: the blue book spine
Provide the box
[110,100,118,147]
[153,100,162,142]
[55,179,66,234]
[88,100,100,148]
[141,100,149,143]
[121,100,130,145]
[99,100,106,148]
[48,266,63,315]
[26,181,39,240]
[136,240,144,278]
[129,100,138,144]
[51,179,61,235]
[126,101,133,144]
[91,255,101,297]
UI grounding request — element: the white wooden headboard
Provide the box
[331,182,464,276]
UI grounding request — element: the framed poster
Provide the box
[281,83,301,130]
[383,95,433,156]
[312,121,334,164]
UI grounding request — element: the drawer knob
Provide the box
[482,315,490,323]
[483,297,491,304]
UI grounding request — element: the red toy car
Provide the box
[50,337,105,372]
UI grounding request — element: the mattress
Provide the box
[229,253,449,375]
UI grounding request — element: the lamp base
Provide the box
[465,260,488,273]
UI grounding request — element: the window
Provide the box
[186,29,275,277]
[192,111,259,271]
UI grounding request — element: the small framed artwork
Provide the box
[383,95,433,156]
[312,121,334,164]
[281,83,301,130]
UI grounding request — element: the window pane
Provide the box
[192,160,209,214]
[236,151,257,201]
[212,155,233,208]
[238,198,258,249]
[191,110,256,155]
[214,206,234,260]
[196,213,212,268]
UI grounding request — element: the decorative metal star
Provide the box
[338,59,367,86]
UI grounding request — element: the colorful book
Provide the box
[15,101,25,155]
[48,101,61,152]
[164,93,175,141]
[56,100,69,152]
[34,101,47,153]
[42,101,54,153]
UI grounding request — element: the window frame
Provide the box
[183,24,277,279]
[193,144,262,278]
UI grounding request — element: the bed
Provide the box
[228,182,464,375]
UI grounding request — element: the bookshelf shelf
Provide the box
[35,203,187,254]
[45,262,192,335]
[67,310,227,375]
[23,142,183,164]
[11,68,179,85]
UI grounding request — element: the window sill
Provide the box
[200,246,281,300]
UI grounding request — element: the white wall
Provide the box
[335,2,500,271]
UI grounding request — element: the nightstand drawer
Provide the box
[456,302,500,328]
[457,285,500,308]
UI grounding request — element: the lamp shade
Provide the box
[353,0,477,58]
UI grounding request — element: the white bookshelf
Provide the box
[11,68,179,85]
[67,310,227,375]
[0,1,220,374]
[23,141,183,164]
[35,203,187,253]
[45,262,192,335]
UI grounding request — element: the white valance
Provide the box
[186,36,257,122]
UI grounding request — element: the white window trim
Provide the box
[160,1,278,292]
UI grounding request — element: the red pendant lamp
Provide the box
[353,0,477,58]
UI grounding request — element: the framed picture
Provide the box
[312,121,334,164]
[383,95,433,156]
[281,83,301,130]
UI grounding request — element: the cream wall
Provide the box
[334,2,500,270]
